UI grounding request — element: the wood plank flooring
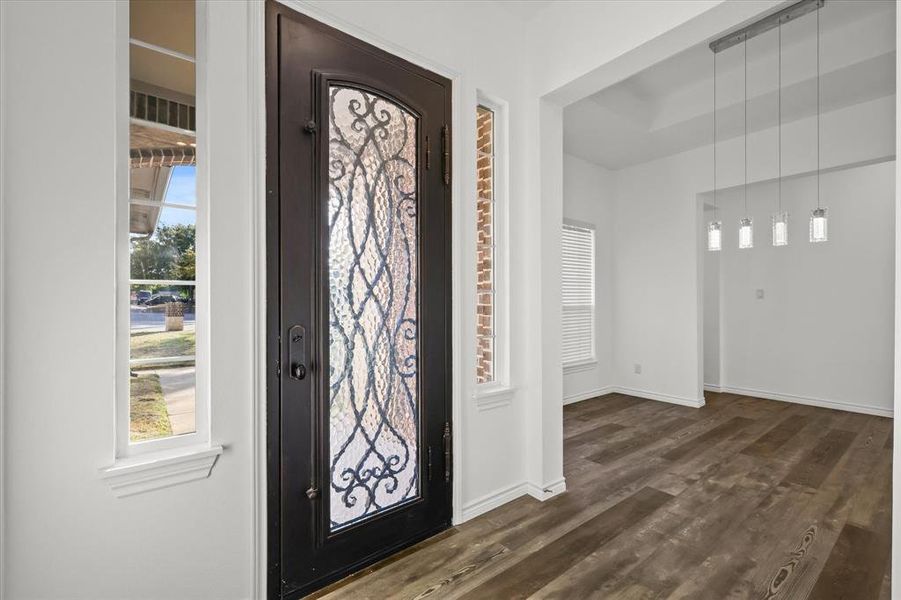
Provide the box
[312,392,892,599]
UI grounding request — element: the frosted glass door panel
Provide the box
[327,86,420,531]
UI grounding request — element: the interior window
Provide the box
[562,222,595,366]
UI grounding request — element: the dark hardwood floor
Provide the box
[313,392,893,599]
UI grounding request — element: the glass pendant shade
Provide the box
[738,217,753,249]
[809,207,828,243]
[707,221,722,252]
[772,212,788,247]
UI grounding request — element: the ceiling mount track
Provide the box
[709,0,824,54]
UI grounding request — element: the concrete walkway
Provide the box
[150,366,196,436]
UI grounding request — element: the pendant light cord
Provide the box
[713,50,717,221]
[744,37,748,217]
[816,5,821,209]
[778,21,782,213]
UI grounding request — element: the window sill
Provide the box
[474,385,516,411]
[100,443,223,498]
[563,359,598,375]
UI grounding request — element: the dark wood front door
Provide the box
[265,3,453,598]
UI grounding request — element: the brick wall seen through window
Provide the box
[476,106,495,384]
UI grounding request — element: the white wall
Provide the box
[0,0,8,592]
[893,0,901,586]
[607,92,895,408]
[706,162,895,415]
[2,2,255,598]
[703,234,720,388]
[562,154,614,403]
[612,145,709,404]
[532,98,565,494]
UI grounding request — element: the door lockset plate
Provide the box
[289,325,306,380]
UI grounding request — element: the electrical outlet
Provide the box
[634,363,642,375]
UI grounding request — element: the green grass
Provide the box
[129,373,173,442]
[130,330,195,360]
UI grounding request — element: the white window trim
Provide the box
[474,92,513,409]
[562,219,596,369]
[102,0,220,495]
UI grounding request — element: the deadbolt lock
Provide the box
[292,363,306,380]
[288,325,307,381]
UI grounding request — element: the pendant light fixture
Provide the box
[707,48,722,252]
[772,18,788,246]
[710,0,826,251]
[809,5,828,242]
[738,37,753,249]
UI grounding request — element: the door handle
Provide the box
[288,325,306,380]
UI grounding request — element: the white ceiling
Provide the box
[490,0,556,22]
[563,0,896,170]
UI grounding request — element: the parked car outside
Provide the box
[146,293,180,306]
[135,290,152,305]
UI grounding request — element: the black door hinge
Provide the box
[441,125,450,186]
[425,135,431,170]
[443,422,451,482]
[427,446,433,482]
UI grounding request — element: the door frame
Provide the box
[253,2,463,597]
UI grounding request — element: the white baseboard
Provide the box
[563,386,705,409]
[563,386,615,406]
[717,384,893,418]
[614,386,706,409]
[459,477,567,524]
[526,477,567,501]
[459,481,531,523]
[568,383,890,418]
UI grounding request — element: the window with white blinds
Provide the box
[562,222,595,366]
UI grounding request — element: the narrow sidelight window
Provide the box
[476,105,496,384]
[562,222,595,366]
[120,0,206,453]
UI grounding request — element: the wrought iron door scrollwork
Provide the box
[326,86,420,531]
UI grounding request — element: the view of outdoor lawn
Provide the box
[129,166,197,442]
[129,373,172,441]
[129,328,195,441]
